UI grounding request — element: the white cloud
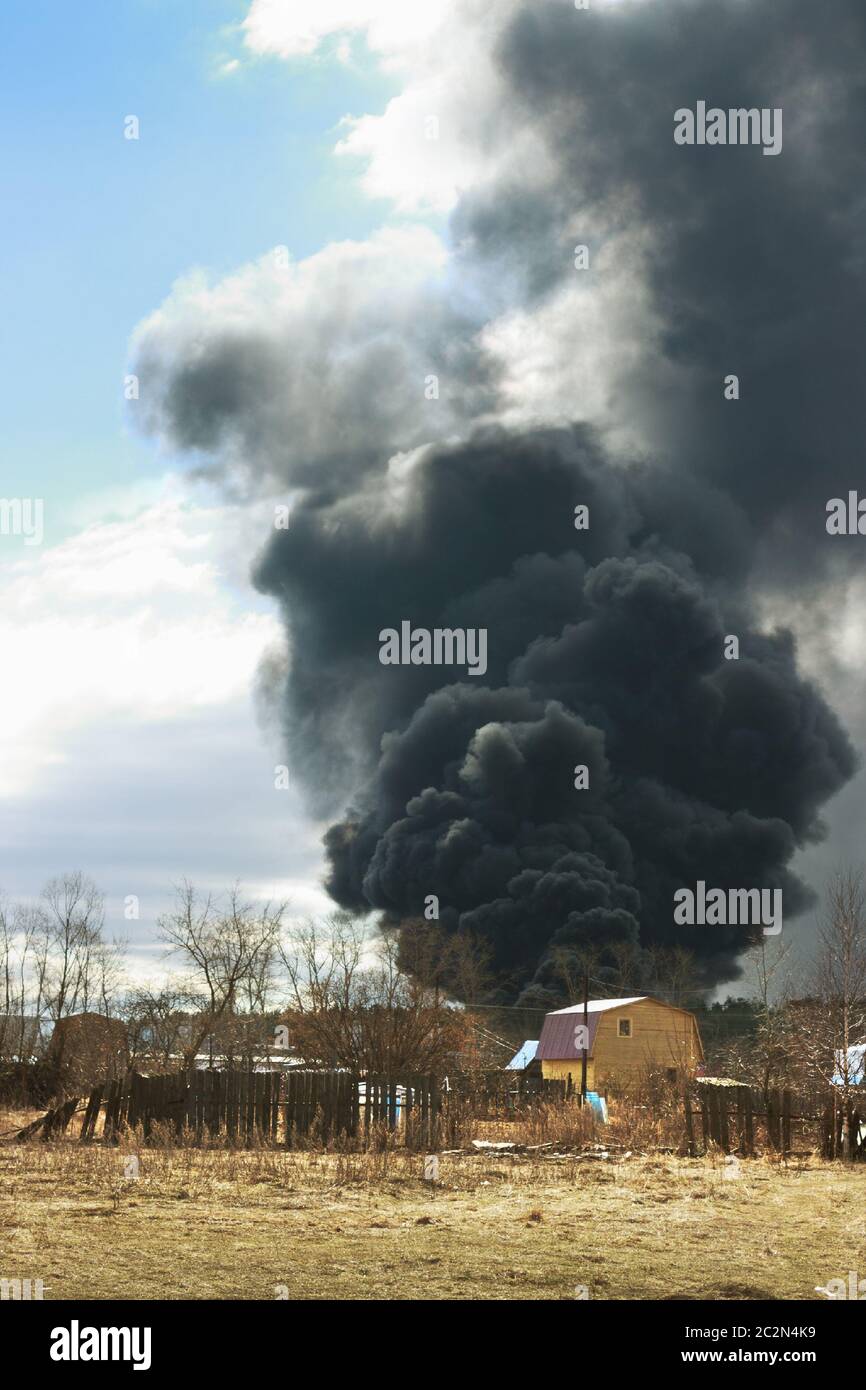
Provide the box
[241,0,452,61]
[0,477,341,975]
[331,4,534,215]
[242,0,531,215]
[0,480,281,798]
[334,70,505,215]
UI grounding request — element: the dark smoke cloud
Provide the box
[130,226,499,495]
[133,0,866,1001]
[254,426,855,1002]
[455,0,866,587]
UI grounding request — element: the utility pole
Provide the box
[581,971,589,1100]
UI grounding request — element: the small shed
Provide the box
[47,1012,128,1086]
[536,996,703,1090]
[505,1040,539,1073]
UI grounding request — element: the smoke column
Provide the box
[133,0,866,1003]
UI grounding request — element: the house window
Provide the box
[618,1018,632,1038]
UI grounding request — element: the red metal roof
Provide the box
[536,997,647,1061]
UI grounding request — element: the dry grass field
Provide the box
[2,1104,865,1300]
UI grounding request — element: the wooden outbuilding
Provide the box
[537,996,703,1090]
[47,1011,128,1087]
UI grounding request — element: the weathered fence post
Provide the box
[766,1089,782,1151]
[79,1086,102,1143]
[719,1091,730,1152]
[431,1074,442,1148]
[42,1095,80,1140]
[781,1089,792,1155]
[684,1090,696,1156]
[743,1088,754,1157]
[706,1088,721,1146]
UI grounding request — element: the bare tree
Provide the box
[643,946,701,1008]
[0,900,51,1061]
[708,938,801,1095]
[159,881,285,1066]
[0,875,124,1082]
[606,940,645,996]
[277,914,471,1073]
[747,936,799,1098]
[804,868,866,1158]
[38,871,115,1021]
[396,918,492,1006]
[0,896,19,1058]
[550,944,602,1005]
[123,984,200,1071]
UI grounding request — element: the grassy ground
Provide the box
[2,1110,865,1300]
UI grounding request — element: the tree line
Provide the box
[0,873,494,1079]
[3,866,866,1127]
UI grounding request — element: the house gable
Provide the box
[538,996,703,1086]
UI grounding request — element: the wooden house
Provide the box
[536,996,703,1090]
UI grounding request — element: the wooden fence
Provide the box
[448,1070,571,1115]
[24,1070,446,1149]
[17,1066,574,1149]
[17,1069,865,1159]
[684,1083,865,1159]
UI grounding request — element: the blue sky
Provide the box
[0,0,395,541]
[0,0,416,971]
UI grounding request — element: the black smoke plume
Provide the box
[254,426,855,1003]
[135,0,866,1003]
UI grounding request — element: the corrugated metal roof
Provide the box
[547,997,647,1016]
[505,1040,538,1070]
[537,998,647,1061]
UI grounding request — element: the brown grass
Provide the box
[2,1105,866,1300]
